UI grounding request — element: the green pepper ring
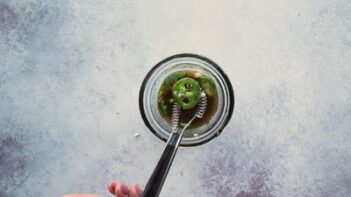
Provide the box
[198,76,216,97]
[172,77,201,109]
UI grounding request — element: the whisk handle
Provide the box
[143,132,182,197]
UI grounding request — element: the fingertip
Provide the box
[115,182,130,196]
[63,194,100,197]
[130,184,143,197]
[129,187,140,197]
[108,181,117,194]
[134,184,143,195]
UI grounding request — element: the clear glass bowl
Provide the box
[139,54,234,146]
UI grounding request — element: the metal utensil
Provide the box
[142,91,207,197]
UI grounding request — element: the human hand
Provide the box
[63,195,100,197]
[108,181,143,197]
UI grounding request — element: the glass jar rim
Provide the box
[139,53,235,146]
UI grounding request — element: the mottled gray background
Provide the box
[0,0,350,196]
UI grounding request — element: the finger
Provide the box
[129,184,143,197]
[62,194,100,197]
[114,182,130,197]
[108,181,117,194]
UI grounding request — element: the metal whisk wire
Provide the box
[195,91,207,119]
[170,90,208,134]
[171,103,180,133]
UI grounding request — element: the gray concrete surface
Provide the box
[1,0,350,196]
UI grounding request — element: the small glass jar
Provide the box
[139,54,234,146]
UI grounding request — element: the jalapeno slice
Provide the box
[198,76,216,97]
[172,77,200,109]
[158,94,171,117]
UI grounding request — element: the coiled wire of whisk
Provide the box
[195,91,207,119]
[171,102,180,133]
[170,90,208,134]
